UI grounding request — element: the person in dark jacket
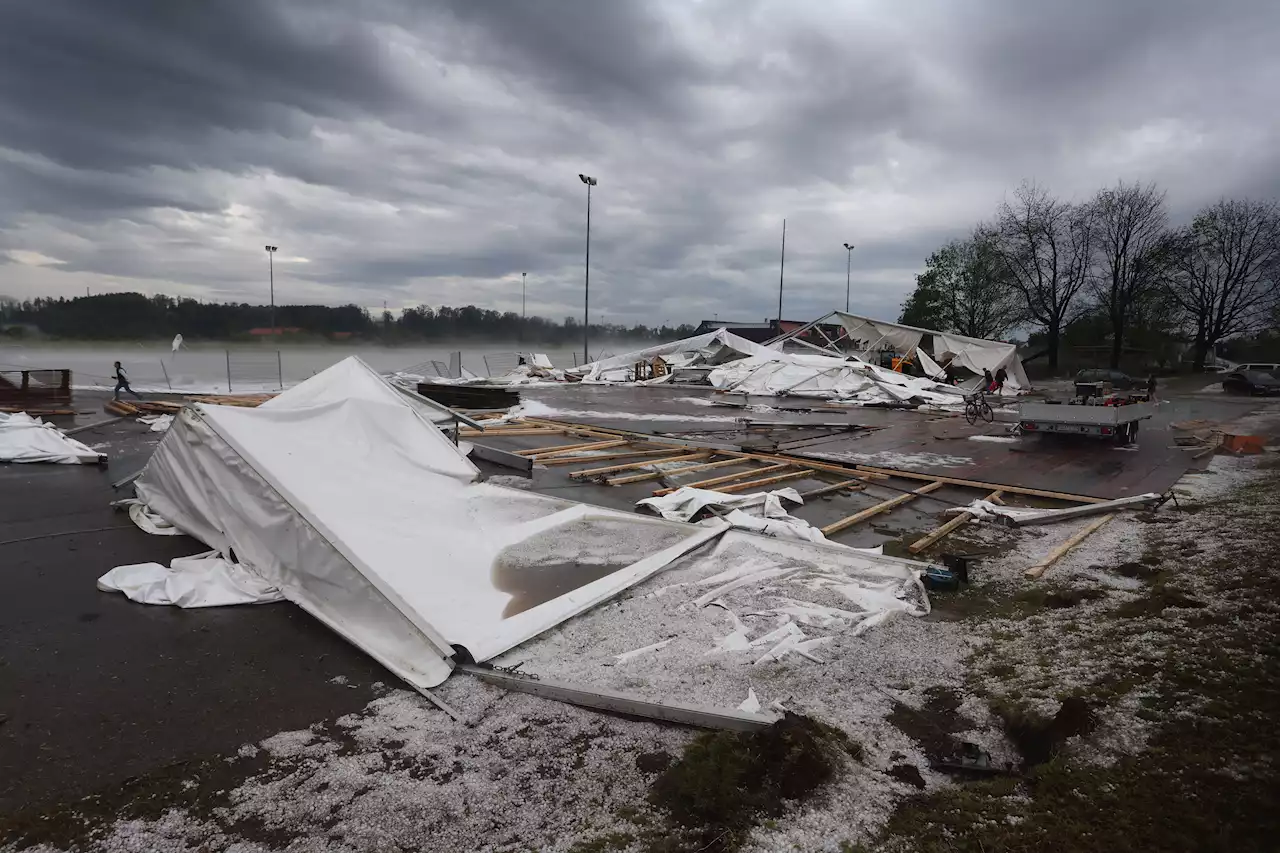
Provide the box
[994,367,1008,393]
[982,368,995,393]
[1147,374,1157,401]
[113,361,141,401]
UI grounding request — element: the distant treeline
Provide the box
[0,293,698,344]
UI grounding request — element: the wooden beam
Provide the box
[606,456,743,486]
[715,468,815,494]
[908,490,1003,554]
[822,481,945,536]
[569,452,710,479]
[850,465,1105,504]
[798,479,866,500]
[1025,514,1115,579]
[515,438,629,458]
[746,452,886,481]
[654,463,791,495]
[460,428,560,438]
[538,448,685,467]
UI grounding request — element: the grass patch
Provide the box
[878,469,1280,853]
[643,713,861,852]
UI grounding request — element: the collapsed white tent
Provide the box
[0,412,104,464]
[773,312,1032,393]
[707,350,965,406]
[570,329,781,383]
[122,356,721,690]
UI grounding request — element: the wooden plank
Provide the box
[539,448,686,467]
[518,439,630,458]
[908,489,1003,554]
[798,479,866,500]
[1024,514,1116,579]
[654,463,791,495]
[606,456,743,486]
[459,428,561,437]
[850,464,1105,504]
[822,481,945,536]
[715,468,815,494]
[518,416,885,483]
[569,452,710,479]
[457,665,771,732]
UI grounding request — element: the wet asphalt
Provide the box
[0,409,387,817]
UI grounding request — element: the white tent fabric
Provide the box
[917,349,945,381]
[130,356,721,690]
[838,315,925,356]
[707,351,964,406]
[825,313,1032,392]
[572,329,781,382]
[99,551,285,607]
[0,412,103,464]
[934,332,1031,392]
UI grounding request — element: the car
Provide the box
[1221,371,1280,396]
[1074,368,1136,390]
[1236,362,1280,374]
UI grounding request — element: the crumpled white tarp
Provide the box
[139,414,173,432]
[132,356,723,690]
[98,551,285,607]
[638,486,803,522]
[0,412,103,464]
[117,499,183,535]
[638,486,833,543]
[708,351,964,406]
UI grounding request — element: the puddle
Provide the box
[491,517,691,618]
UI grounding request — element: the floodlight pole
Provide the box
[579,174,597,364]
[843,242,855,313]
[265,245,278,334]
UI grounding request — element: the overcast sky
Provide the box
[1,0,1278,326]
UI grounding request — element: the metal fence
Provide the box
[225,350,283,392]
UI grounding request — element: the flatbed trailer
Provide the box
[1017,399,1155,444]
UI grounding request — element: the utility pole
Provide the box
[776,219,786,330]
[521,271,527,343]
[579,173,597,364]
[843,242,855,313]
[265,245,278,333]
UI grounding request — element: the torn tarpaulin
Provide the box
[98,551,285,607]
[0,412,103,464]
[637,486,830,543]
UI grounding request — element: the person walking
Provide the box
[1147,373,1158,402]
[994,366,1008,393]
[982,368,996,393]
[113,361,141,401]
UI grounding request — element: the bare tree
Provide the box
[1089,181,1179,369]
[1168,199,1280,370]
[901,233,1023,339]
[989,182,1094,372]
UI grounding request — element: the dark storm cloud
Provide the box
[0,0,410,173]
[0,0,1278,325]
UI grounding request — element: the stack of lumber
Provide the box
[105,394,273,417]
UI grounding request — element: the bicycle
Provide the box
[963,390,994,425]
